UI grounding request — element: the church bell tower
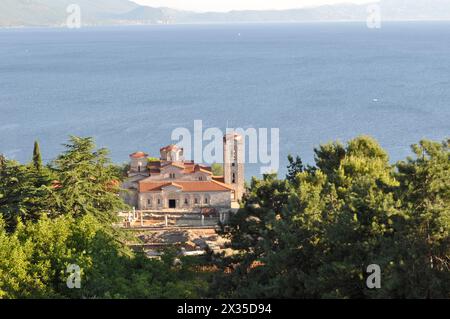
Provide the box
[223,133,245,202]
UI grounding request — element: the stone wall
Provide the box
[138,191,231,210]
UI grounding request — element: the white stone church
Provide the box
[121,133,245,212]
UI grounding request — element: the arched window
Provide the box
[232,173,236,184]
[184,198,188,205]
[204,197,209,204]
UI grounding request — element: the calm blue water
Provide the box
[0,22,449,178]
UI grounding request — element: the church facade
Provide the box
[121,133,245,212]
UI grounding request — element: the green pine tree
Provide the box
[286,154,304,186]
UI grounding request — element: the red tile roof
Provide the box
[194,164,212,174]
[139,180,233,193]
[160,145,180,152]
[161,162,185,170]
[51,180,62,189]
[130,152,148,159]
[199,168,212,175]
[155,162,213,175]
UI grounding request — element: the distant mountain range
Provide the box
[2,0,450,27]
[0,0,137,26]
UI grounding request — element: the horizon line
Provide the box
[134,1,380,14]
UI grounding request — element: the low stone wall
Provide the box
[120,210,232,229]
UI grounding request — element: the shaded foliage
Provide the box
[212,163,224,177]
[211,136,450,299]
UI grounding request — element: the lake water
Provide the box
[0,22,449,178]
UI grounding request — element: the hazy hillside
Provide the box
[185,4,368,23]
[380,0,450,20]
[187,0,450,23]
[1,0,450,27]
[114,6,191,24]
[0,0,137,26]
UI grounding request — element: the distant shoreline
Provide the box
[1,19,450,30]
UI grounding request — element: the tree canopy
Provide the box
[0,137,209,299]
[211,136,450,299]
[0,135,448,299]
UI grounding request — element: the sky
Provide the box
[131,0,376,12]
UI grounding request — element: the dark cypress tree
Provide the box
[286,154,304,186]
[32,140,43,170]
